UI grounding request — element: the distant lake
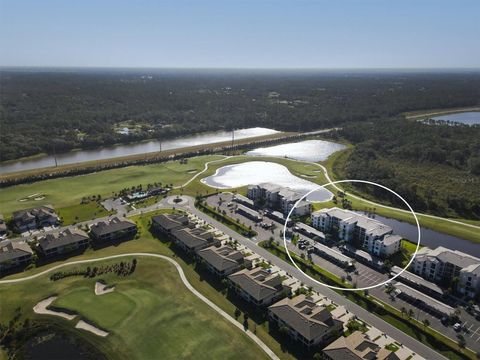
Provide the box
[0,127,279,174]
[201,161,332,202]
[432,111,480,125]
[357,212,480,257]
[246,139,346,162]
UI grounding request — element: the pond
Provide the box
[201,161,332,202]
[246,139,346,162]
[0,127,279,174]
[21,331,106,360]
[431,111,480,125]
[357,211,480,257]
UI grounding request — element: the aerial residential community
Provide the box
[1,1,480,359]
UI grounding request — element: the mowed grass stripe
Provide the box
[0,258,269,360]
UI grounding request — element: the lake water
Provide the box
[201,161,333,202]
[357,212,480,257]
[246,139,346,162]
[432,111,480,125]
[0,127,279,174]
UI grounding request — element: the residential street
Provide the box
[176,195,447,360]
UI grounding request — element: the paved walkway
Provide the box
[178,196,446,360]
[0,252,279,360]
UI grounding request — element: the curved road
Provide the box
[184,153,480,231]
[0,253,279,360]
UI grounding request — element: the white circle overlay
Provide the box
[282,179,421,291]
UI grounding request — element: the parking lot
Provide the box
[205,192,480,351]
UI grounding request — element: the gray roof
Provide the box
[236,204,261,218]
[228,267,283,301]
[278,188,303,202]
[295,222,325,239]
[314,207,393,237]
[415,246,480,269]
[171,227,216,250]
[152,213,190,231]
[314,243,353,264]
[269,295,341,341]
[90,216,136,237]
[382,234,402,246]
[257,182,281,193]
[322,331,383,360]
[39,228,89,251]
[394,282,454,315]
[197,245,244,272]
[391,266,444,295]
[0,240,33,263]
[233,194,254,206]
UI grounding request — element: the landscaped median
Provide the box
[259,241,477,360]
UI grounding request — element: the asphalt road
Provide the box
[178,196,446,360]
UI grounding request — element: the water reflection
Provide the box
[246,139,346,162]
[432,111,480,125]
[201,161,332,202]
[357,211,480,257]
[0,127,279,174]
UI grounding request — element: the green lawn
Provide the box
[0,257,268,360]
[57,202,114,225]
[0,210,295,360]
[0,155,223,217]
[322,147,480,243]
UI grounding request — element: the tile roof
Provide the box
[39,228,89,251]
[269,294,341,341]
[0,240,33,263]
[197,245,244,272]
[228,267,283,301]
[90,217,136,237]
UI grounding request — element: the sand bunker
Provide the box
[75,320,109,337]
[95,281,115,295]
[33,296,76,320]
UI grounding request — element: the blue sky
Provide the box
[0,0,479,68]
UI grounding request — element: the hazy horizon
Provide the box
[1,0,479,69]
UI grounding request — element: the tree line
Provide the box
[336,119,480,219]
[1,69,480,161]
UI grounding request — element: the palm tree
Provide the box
[408,309,415,319]
[400,307,406,318]
[422,319,430,329]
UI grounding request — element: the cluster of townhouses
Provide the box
[411,246,480,298]
[152,212,423,358]
[311,207,402,258]
[247,183,312,216]
[12,205,60,233]
[0,216,137,272]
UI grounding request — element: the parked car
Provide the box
[453,323,462,331]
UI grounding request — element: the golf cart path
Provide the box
[0,253,279,360]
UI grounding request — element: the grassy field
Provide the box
[57,202,114,225]
[321,148,480,243]
[0,155,223,217]
[0,257,269,360]
[0,210,296,360]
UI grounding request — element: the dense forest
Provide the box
[337,120,480,219]
[1,69,480,161]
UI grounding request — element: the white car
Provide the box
[453,323,462,331]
